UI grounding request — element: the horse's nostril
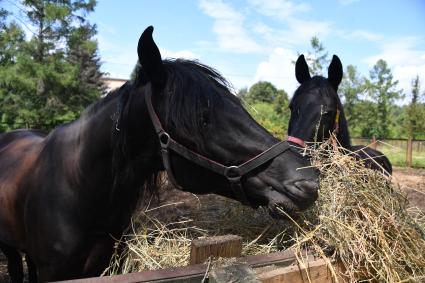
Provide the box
[294,180,319,193]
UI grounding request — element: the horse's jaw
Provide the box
[243,175,318,219]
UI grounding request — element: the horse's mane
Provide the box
[108,82,161,219]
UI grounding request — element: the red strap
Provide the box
[287,136,306,148]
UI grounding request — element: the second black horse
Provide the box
[287,54,392,175]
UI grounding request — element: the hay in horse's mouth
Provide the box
[106,142,425,281]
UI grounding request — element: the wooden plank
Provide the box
[407,137,413,167]
[209,263,260,283]
[55,249,299,283]
[189,235,242,265]
[256,259,341,283]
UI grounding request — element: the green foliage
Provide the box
[238,81,289,139]
[246,102,287,140]
[303,36,329,76]
[405,76,425,139]
[364,59,402,138]
[339,65,364,131]
[0,0,104,131]
[244,81,279,104]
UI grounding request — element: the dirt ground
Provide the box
[0,168,424,282]
[392,167,425,211]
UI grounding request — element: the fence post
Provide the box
[406,138,413,168]
[371,136,377,150]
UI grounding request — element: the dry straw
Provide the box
[106,142,425,282]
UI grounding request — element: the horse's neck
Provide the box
[74,96,119,163]
[71,87,159,183]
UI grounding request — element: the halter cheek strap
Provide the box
[144,91,291,205]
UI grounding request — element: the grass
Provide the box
[379,143,425,168]
[351,138,425,168]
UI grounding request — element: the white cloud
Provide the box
[198,0,262,53]
[248,0,310,20]
[253,47,299,95]
[252,20,331,47]
[160,48,200,60]
[364,37,425,101]
[338,29,383,41]
[96,35,200,79]
[286,19,331,43]
[364,37,423,66]
[393,64,425,98]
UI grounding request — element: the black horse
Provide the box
[287,54,392,175]
[0,27,319,282]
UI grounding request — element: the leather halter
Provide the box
[144,91,291,205]
[287,108,341,148]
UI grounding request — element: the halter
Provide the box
[287,108,341,148]
[145,91,291,205]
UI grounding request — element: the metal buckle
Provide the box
[224,166,242,182]
[159,132,171,148]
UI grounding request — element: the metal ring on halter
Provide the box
[158,132,171,148]
[224,166,242,183]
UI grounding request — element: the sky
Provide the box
[5,0,425,100]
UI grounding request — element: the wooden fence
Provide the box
[351,137,425,168]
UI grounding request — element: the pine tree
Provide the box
[338,65,365,136]
[365,59,402,138]
[67,23,107,103]
[305,36,329,76]
[406,76,425,139]
[0,0,103,131]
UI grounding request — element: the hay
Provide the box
[106,142,425,282]
[288,142,425,282]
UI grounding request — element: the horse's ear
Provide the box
[328,55,343,90]
[137,26,166,86]
[295,54,311,84]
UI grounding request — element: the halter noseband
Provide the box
[287,108,341,148]
[145,91,291,205]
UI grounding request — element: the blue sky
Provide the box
[5,0,425,99]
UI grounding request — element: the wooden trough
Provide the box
[56,235,341,283]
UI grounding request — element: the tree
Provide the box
[304,36,329,76]
[405,76,425,139]
[246,81,279,104]
[364,59,402,138]
[0,1,8,29]
[238,81,289,139]
[338,65,365,135]
[0,0,104,131]
[67,23,107,101]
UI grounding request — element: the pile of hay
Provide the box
[290,143,425,282]
[106,143,425,282]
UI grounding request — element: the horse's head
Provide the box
[288,55,344,147]
[135,26,319,216]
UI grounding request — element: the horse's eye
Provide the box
[201,114,210,128]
